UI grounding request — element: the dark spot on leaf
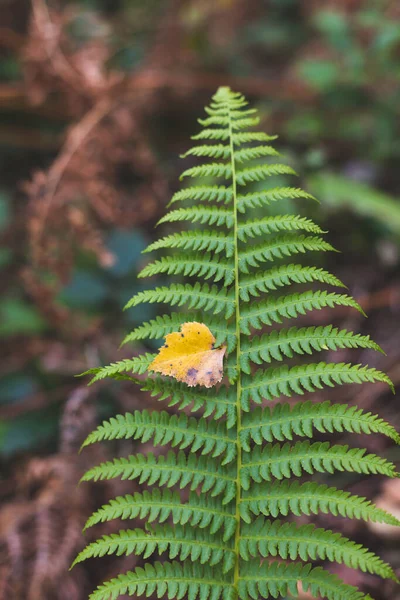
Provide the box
[206,371,212,375]
[181,333,184,337]
[187,368,198,378]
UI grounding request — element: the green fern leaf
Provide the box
[73,525,235,573]
[241,441,397,489]
[240,480,400,526]
[141,378,237,427]
[238,214,324,241]
[158,206,234,227]
[83,354,154,385]
[237,186,316,213]
[240,562,373,600]
[238,234,335,272]
[240,400,400,449]
[169,185,233,206]
[82,450,236,503]
[240,326,383,373]
[88,562,235,600]
[240,517,397,579]
[83,489,236,541]
[241,362,393,408]
[77,87,398,600]
[124,283,235,318]
[144,231,234,256]
[235,163,297,186]
[239,290,365,334]
[138,254,234,285]
[81,411,236,464]
[239,263,345,301]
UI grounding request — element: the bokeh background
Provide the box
[1,0,400,598]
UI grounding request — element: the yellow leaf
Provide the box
[148,322,226,388]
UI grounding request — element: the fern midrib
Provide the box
[228,100,243,593]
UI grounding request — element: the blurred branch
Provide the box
[0,28,25,50]
[33,97,114,251]
[31,0,85,94]
[0,70,316,115]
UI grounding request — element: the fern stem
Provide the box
[227,92,243,594]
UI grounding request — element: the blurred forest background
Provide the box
[1,0,400,598]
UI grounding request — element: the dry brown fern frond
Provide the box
[21,1,167,333]
[0,383,166,599]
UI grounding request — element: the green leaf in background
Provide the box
[296,59,340,91]
[0,374,38,405]
[0,248,11,267]
[313,9,351,51]
[60,270,108,308]
[308,173,400,234]
[0,190,10,231]
[0,408,60,457]
[0,299,46,337]
[105,229,148,277]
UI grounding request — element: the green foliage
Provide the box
[309,173,400,235]
[76,88,399,599]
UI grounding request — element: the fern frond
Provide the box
[73,525,235,573]
[240,518,396,579]
[241,362,393,407]
[88,562,234,600]
[235,163,297,186]
[169,185,233,205]
[238,214,324,241]
[240,441,397,489]
[138,254,234,285]
[78,87,398,600]
[82,451,236,503]
[83,354,154,385]
[240,480,400,526]
[158,206,234,227]
[141,379,237,428]
[124,283,235,318]
[83,489,236,541]
[182,144,231,160]
[238,235,335,273]
[237,186,316,212]
[196,115,260,130]
[144,231,234,256]
[181,162,232,181]
[191,128,230,141]
[204,106,256,118]
[239,290,365,334]
[81,411,236,464]
[239,562,373,600]
[233,145,279,162]
[240,326,382,373]
[240,400,400,450]
[232,131,278,144]
[239,263,345,301]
